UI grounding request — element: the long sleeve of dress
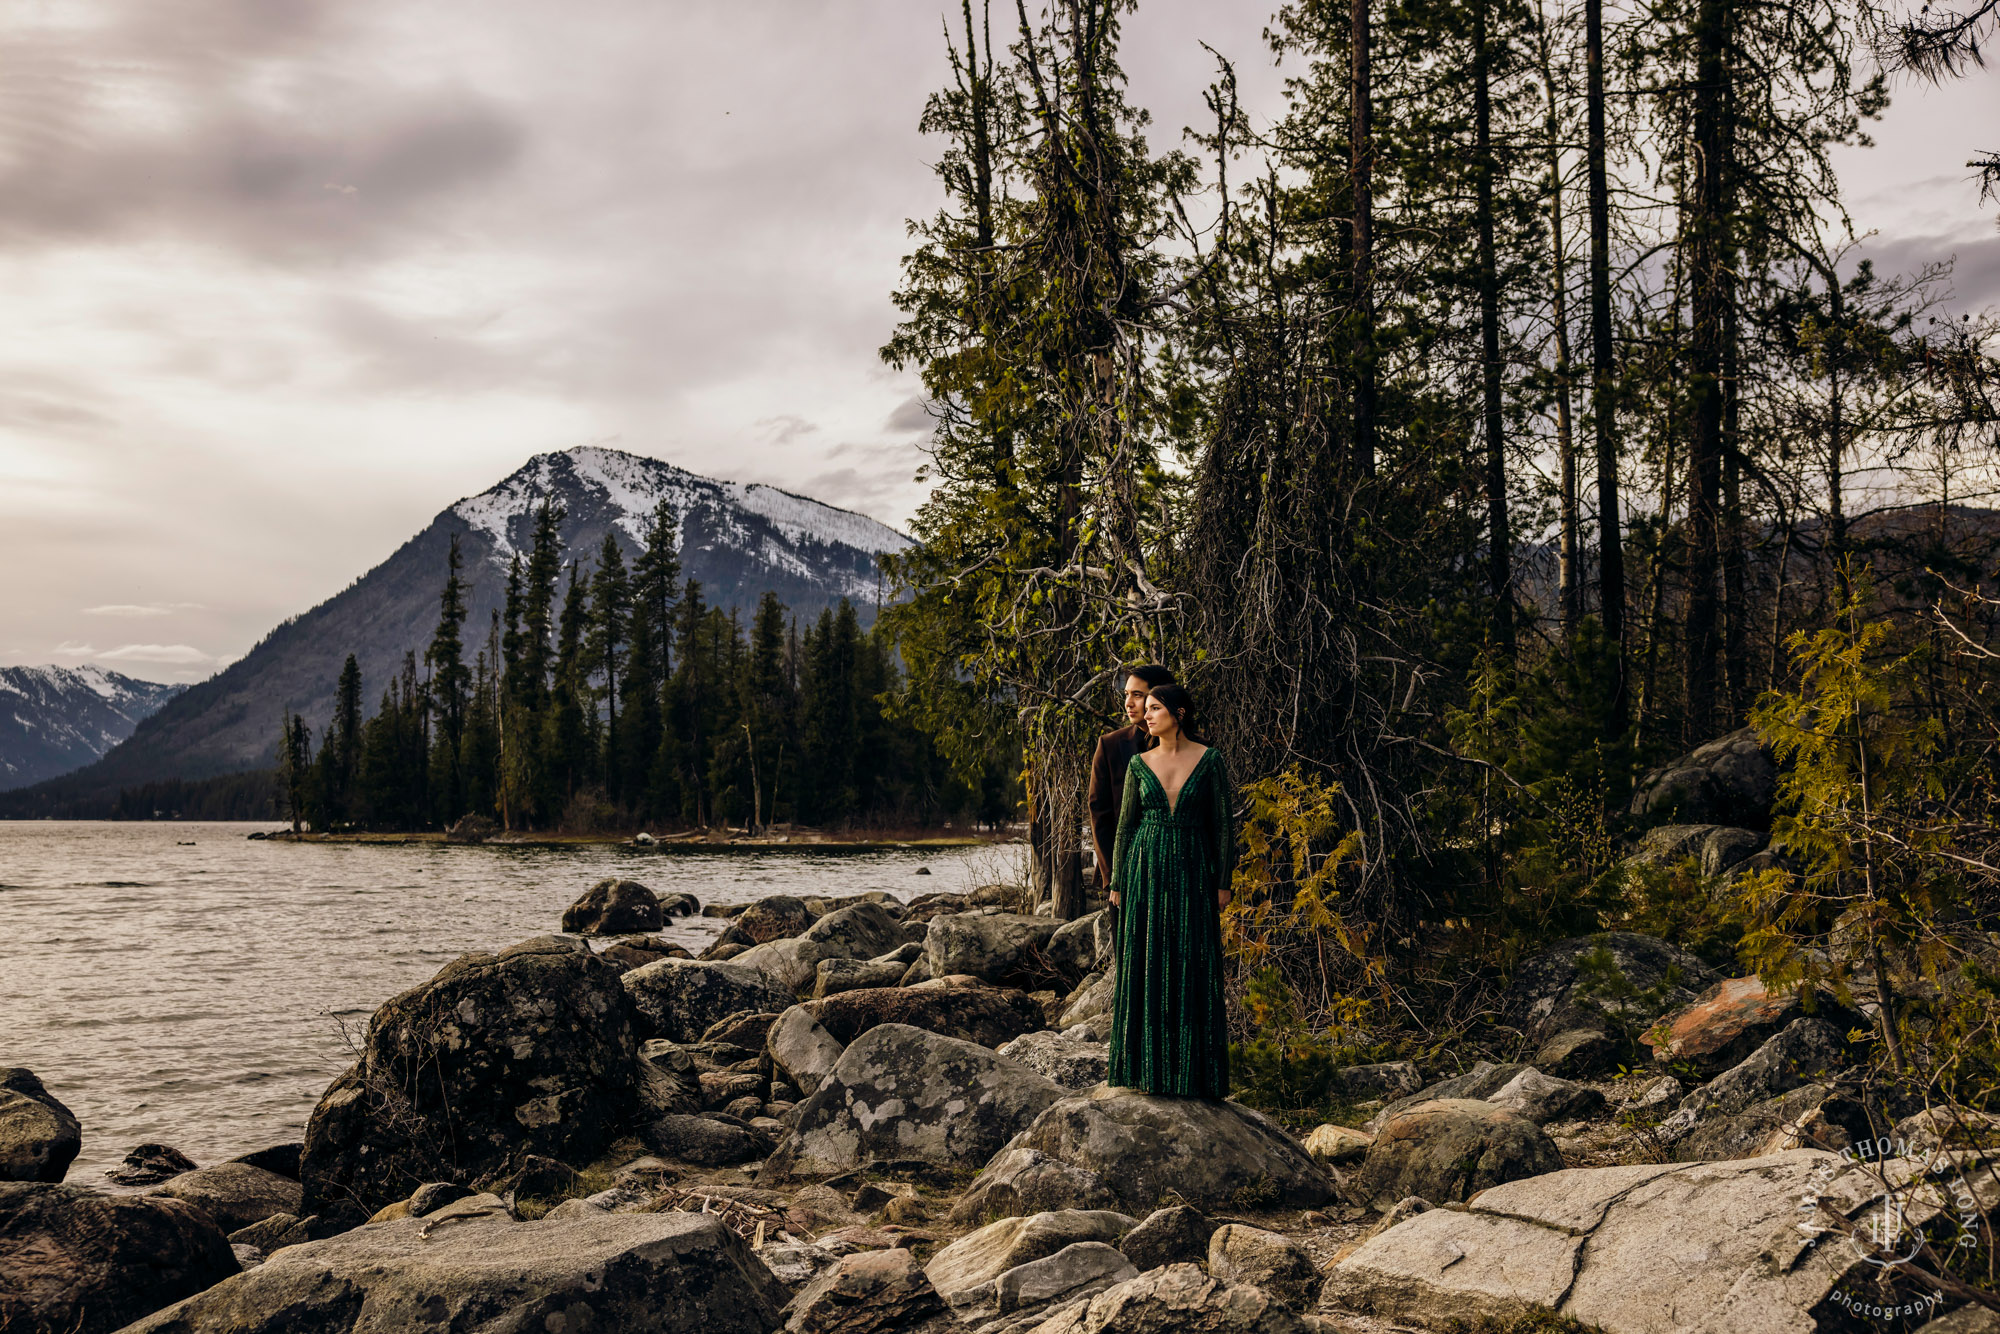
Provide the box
[1109,759,1142,894]
[1206,750,1236,900]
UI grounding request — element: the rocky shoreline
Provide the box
[4,856,1996,1333]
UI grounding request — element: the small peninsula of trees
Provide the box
[277,503,1015,834]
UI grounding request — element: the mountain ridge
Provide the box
[2,447,910,808]
[0,666,185,792]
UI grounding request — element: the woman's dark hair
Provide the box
[1146,682,1205,742]
[1125,663,1176,690]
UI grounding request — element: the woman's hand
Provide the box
[1216,888,1233,910]
[1108,890,1121,908]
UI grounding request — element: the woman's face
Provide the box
[1142,694,1178,739]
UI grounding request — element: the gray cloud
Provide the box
[0,0,1990,682]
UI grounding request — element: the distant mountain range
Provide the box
[3,447,910,809]
[0,667,184,792]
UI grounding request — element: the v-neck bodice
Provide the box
[1136,746,1214,818]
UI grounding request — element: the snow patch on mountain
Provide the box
[0,666,184,790]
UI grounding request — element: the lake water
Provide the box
[0,821,1020,1185]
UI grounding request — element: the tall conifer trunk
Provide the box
[1585,0,1626,727]
[1352,0,1376,478]
[1684,0,1731,741]
[1541,15,1582,636]
[1474,0,1512,649]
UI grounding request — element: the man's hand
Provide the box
[1109,890,1121,908]
[1217,889,1233,910]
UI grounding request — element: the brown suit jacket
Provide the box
[1088,723,1150,889]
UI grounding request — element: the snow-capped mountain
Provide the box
[0,666,184,791]
[6,448,911,803]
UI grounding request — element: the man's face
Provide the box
[1123,676,1149,723]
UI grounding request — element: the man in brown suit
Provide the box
[1087,663,1176,892]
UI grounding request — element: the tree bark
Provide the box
[1584,0,1626,726]
[1541,13,1582,637]
[1352,0,1377,478]
[1683,0,1730,743]
[1474,0,1513,648]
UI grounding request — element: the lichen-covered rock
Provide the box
[636,1038,705,1116]
[1366,1061,1532,1132]
[962,1084,1336,1217]
[598,936,694,973]
[1627,726,1779,828]
[1674,1083,1868,1161]
[148,1162,302,1231]
[1046,910,1115,987]
[1350,1099,1563,1209]
[1659,1016,1851,1145]
[739,894,817,943]
[783,1246,945,1334]
[998,1031,1111,1090]
[1206,1225,1319,1311]
[807,982,1043,1050]
[995,1242,1138,1317]
[1061,971,1115,1030]
[926,911,1063,987]
[1331,1061,1422,1102]
[561,877,664,935]
[1498,932,1717,1047]
[624,957,794,1043]
[1326,1150,1931,1334]
[926,1209,1137,1312]
[948,1148,1120,1223]
[1023,1262,1315,1334]
[1625,823,1770,878]
[120,1207,788,1334]
[1647,976,1862,1078]
[768,1006,847,1098]
[643,1113,773,1167]
[1532,1027,1620,1079]
[759,1024,1064,1180]
[0,1182,237,1334]
[734,903,908,993]
[1484,1068,1606,1126]
[300,936,637,1213]
[1118,1204,1216,1271]
[104,1143,199,1186]
[0,1069,81,1184]
[812,956,911,999]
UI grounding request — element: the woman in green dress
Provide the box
[1106,682,1232,1098]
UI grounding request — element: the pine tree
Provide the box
[426,535,472,823]
[278,712,312,833]
[588,533,629,805]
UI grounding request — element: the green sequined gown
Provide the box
[1107,746,1232,1098]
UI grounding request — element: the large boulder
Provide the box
[925,1209,1137,1313]
[148,1162,302,1231]
[1673,1084,1868,1162]
[738,894,816,943]
[1498,932,1717,1047]
[0,1182,238,1334]
[1046,910,1115,986]
[1325,1150,1934,1333]
[1484,1068,1606,1126]
[1206,1225,1319,1311]
[925,911,1063,987]
[758,1024,1065,1180]
[782,1247,945,1334]
[958,1084,1336,1218]
[767,1005,847,1098]
[1627,726,1779,828]
[1118,1204,1217,1271]
[947,1149,1119,1223]
[642,1113,771,1167]
[1024,1262,1317,1334]
[998,1031,1111,1090]
[812,957,911,998]
[994,1242,1139,1320]
[636,1039,705,1116]
[1350,1099,1564,1209]
[121,1205,788,1334]
[1366,1061,1531,1131]
[1331,1061,1423,1102]
[734,903,907,993]
[807,981,1043,1050]
[0,1069,81,1183]
[1647,975,1863,1078]
[300,936,638,1214]
[561,877,664,935]
[1659,1016,1851,1146]
[1625,823,1770,879]
[623,957,794,1043]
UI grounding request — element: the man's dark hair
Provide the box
[1125,663,1176,689]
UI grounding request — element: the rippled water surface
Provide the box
[0,821,1017,1183]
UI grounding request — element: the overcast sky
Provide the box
[3,0,1996,683]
